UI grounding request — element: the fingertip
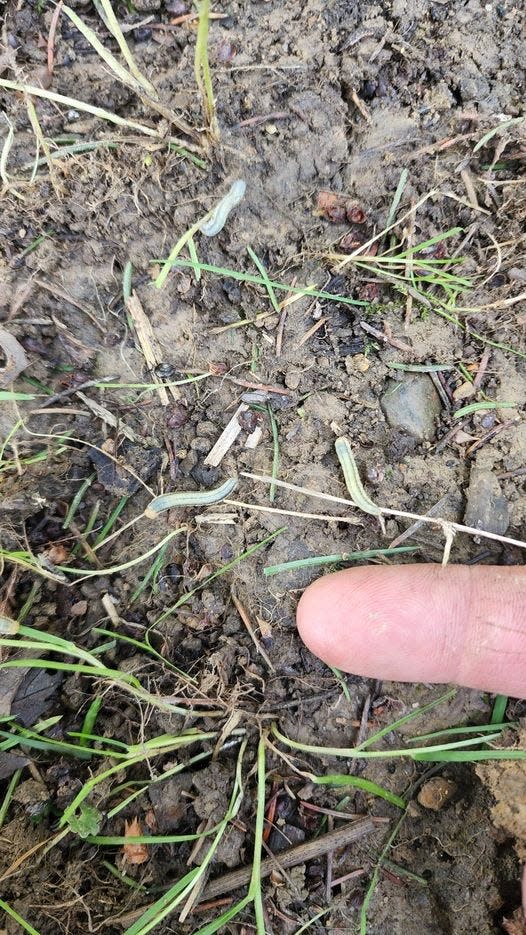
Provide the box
[296,567,367,668]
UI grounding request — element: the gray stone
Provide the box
[464,468,509,536]
[380,374,442,441]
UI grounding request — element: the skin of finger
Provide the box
[296,564,526,697]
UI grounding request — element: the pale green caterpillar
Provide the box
[145,476,238,517]
[199,179,246,237]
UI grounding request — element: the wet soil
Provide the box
[1,0,526,932]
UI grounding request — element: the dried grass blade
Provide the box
[62,5,148,96]
[0,78,159,138]
[96,0,158,97]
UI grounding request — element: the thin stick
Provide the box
[201,817,380,900]
[126,292,177,405]
[225,499,361,526]
[360,321,413,354]
[471,348,491,392]
[298,317,327,347]
[245,472,526,552]
[204,404,248,467]
[276,275,297,357]
[231,591,274,671]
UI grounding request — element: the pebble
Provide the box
[418,777,457,811]
[380,374,442,441]
[285,370,301,390]
[464,467,509,535]
[190,461,220,488]
[351,353,370,373]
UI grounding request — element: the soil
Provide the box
[1,0,526,933]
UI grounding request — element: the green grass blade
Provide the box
[384,168,408,229]
[491,695,508,724]
[192,896,252,935]
[156,257,367,307]
[264,546,418,576]
[358,688,457,750]
[311,774,406,809]
[453,400,515,419]
[194,0,218,138]
[247,246,281,313]
[248,736,266,934]
[0,900,41,935]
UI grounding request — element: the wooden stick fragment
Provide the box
[201,816,383,901]
[231,591,274,671]
[126,292,178,405]
[204,403,248,466]
[110,817,383,927]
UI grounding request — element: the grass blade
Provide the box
[0,900,41,935]
[158,257,367,306]
[0,78,160,138]
[194,0,218,138]
[62,4,149,95]
[95,0,157,97]
[263,546,418,576]
[247,246,281,313]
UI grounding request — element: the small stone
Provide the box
[464,467,509,535]
[284,370,301,390]
[190,461,220,488]
[417,777,457,811]
[453,380,474,401]
[351,353,370,373]
[380,374,442,441]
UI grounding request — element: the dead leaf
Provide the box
[0,752,30,780]
[11,668,62,726]
[316,190,347,223]
[41,544,71,565]
[123,817,149,865]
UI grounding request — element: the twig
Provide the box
[276,276,297,357]
[201,817,381,900]
[465,418,517,457]
[223,376,294,396]
[236,111,289,129]
[34,377,117,409]
[331,867,365,888]
[388,491,458,549]
[298,317,327,347]
[225,498,361,526]
[204,404,248,466]
[497,467,526,481]
[350,88,372,123]
[300,802,367,822]
[231,591,275,671]
[245,466,526,552]
[111,819,383,928]
[359,321,412,354]
[471,348,491,392]
[126,292,178,406]
[74,391,138,442]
